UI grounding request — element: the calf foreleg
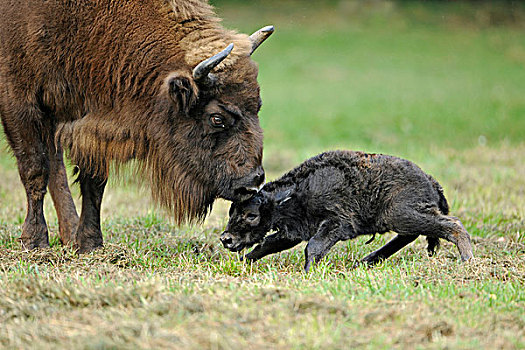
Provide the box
[245,233,301,262]
[304,220,340,272]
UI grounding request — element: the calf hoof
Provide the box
[358,253,382,267]
[352,259,377,269]
[457,238,474,262]
[242,253,259,263]
[426,237,440,256]
[460,251,474,262]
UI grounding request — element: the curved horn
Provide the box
[192,43,234,81]
[250,25,274,55]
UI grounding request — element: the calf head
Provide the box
[221,189,292,252]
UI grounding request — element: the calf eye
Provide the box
[210,114,225,128]
[246,213,258,222]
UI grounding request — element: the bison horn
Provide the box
[192,43,234,81]
[250,25,274,55]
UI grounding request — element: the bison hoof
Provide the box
[355,256,381,269]
[74,236,103,254]
[58,221,79,247]
[19,227,50,250]
[19,237,50,251]
[75,242,103,254]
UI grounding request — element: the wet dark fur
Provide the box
[223,151,474,272]
[0,0,267,252]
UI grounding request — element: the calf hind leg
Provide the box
[442,217,473,261]
[359,234,418,266]
[392,209,473,262]
[426,237,440,256]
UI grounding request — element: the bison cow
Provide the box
[0,0,272,252]
[221,151,474,272]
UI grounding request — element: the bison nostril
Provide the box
[253,167,265,187]
[230,167,266,200]
[254,172,265,186]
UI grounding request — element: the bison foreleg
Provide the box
[1,106,50,250]
[73,170,106,253]
[244,233,301,262]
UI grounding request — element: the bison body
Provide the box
[221,151,473,272]
[0,0,272,252]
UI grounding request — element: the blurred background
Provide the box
[211,0,525,167]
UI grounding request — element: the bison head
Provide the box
[160,27,273,210]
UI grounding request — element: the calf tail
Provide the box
[427,174,449,215]
[426,175,449,255]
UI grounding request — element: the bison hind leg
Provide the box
[48,140,79,246]
[2,104,51,250]
[359,234,418,267]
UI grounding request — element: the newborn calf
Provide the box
[221,151,473,272]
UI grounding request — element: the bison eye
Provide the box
[210,114,225,128]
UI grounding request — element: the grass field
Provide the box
[1,1,524,349]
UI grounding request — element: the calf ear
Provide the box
[271,189,293,206]
[166,72,199,116]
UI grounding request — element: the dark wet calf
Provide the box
[221,150,473,272]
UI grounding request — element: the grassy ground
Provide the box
[1,2,524,349]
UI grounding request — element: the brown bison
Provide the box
[0,0,273,252]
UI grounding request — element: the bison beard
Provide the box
[0,0,272,252]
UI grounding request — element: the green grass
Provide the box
[1,2,524,349]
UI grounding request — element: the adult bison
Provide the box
[0,0,272,252]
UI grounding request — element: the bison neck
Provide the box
[56,106,216,224]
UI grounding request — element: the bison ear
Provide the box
[166,72,198,116]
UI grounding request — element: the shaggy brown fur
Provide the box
[0,0,270,252]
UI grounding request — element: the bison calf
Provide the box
[221,150,473,272]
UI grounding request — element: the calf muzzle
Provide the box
[220,231,245,252]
